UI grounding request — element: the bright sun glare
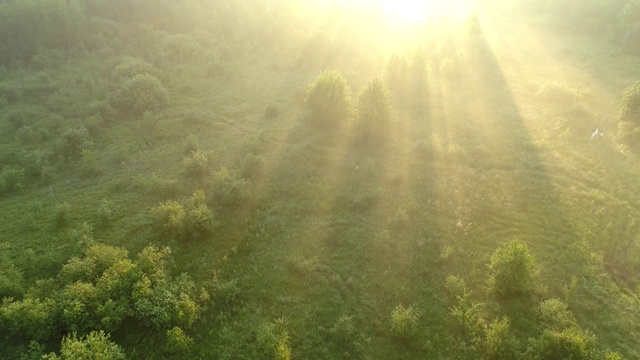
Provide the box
[381,0,474,23]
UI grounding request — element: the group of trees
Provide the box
[0,240,209,358]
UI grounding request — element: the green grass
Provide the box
[1,2,640,359]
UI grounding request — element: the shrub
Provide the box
[484,317,519,360]
[108,74,168,116]
[111,56,159,81]
[538,299,577,331]
[356,78,391,144]
[241,154,265,180]
[47,331,126,360]
[165,326,194,355]
[54,202,72,229]
[151,190,215,242]
[257,319,291,360]
[57,127,90,161]
[487,240,537,298]
[306,70,351,127]
[390,305,419,339]
[532,327,597,360]
[0,264,24,298]
[210,167,248,207]
[151,201,186,240]
[158,34,203,63]
[97,199,116,227]
[182,134,200,155]
[183,150,209,179]
[0,167,25,195]
[80,149,103,177]
[0,297,59,341]
[618,81,640,148]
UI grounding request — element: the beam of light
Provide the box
[380,0,475,24]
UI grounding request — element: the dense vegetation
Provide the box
[1,0,640,358]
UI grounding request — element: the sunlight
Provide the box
[381,0,474,23]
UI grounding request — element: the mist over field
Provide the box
[1,0,640,358]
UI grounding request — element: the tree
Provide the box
[306,70,351,127]
[618,81,640,149]
[487,240,537,298]
[356,78,391,144]
[108,74,169,116]
[44,331,126,360]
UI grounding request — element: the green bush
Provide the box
[210,167,248,207]
[0,166,25,195]
[45,331,126,360]
[618,81,640,148]
[531,327,597,360]
[241,154,265,180]
[0,264,24,298]
[80,149,103,177]
[165,326,194,356]
[483,317,519,360]
[390,305,419,339]
[158,34,203,63]
[54,202,72,229]
[487,240,537,298]
[111,56,159,81]
[256,319,292,360]
[57,127,90,161]
[183,150,209,179]
[306,70,351,127]
[108,74,169,116]
[356,78,391,144]
[0,297,59,341]
[151,190,215,242]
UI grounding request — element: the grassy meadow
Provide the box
[1,0,640,359]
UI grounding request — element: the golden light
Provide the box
[381,0,474,23]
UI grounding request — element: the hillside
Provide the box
[1,1,640,359]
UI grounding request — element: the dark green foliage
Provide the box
[182,150,209,179]
[108,74,168,116]
[0,167,25,195]
[165,326,194,356]
[390,305,419,339]
[256,319,292,360]
[483,317,519,360]
[306,70,351,127]
[151,190,216,242]
[356,78,391,144]
[110,56,159,81]
[54,202,72,229]
[531,327,597,360]
[488,241,537,298]
[0,297,59,341]
[618,81,640,149]
[0,264,24,298]
[47,331,126,360]
[210,167,248,208]
[57,127,90,161]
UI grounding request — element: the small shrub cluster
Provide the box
[210,167,249,208]
[0,243,209,343]
[487,240,537,298]
[617,81,640,150]
[355,78,391,145]
[306,70,351,127]
[0,166,25,195]
[108,74,169,116]
[43,330,126,360]
[151,190,216,242]
[390,305,419,339]
[182,150,209,179]
[256,319,292,360]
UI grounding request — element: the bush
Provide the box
[487,240,537,298]
[80,149,103,177]
[210,167,248,207]
[356,78,391,144]
[54,202,72,229]
[183,150,209,179]
[165,326,194,356]
[57,127,90,161]
[158,34,203,63]
[111,56,159,81]
[306,70,351,127]
[390,305,419,339]
[151,190,215,242]
[256,319,291,360]
[483,317,519,360]
[532,327,597,360]
[0,264,24,298]
[618,81,640,148]
[241,154,265,180]
[47,331,126,360]
[109,74,169,116]
[0,167,25,195]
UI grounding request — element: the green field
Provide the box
[1,1,640,359]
